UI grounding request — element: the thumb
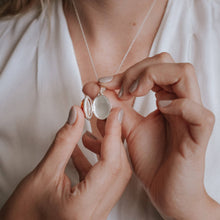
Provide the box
[40,106,85,174]
[77,108,130,199]
[72,109,131,217]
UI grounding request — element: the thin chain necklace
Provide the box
[72,0,158,80]
[74,0,158,120]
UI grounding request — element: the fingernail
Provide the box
[67,106,77,125]
[98,76,113,83]
[158,100,173,107]
[118,109,124,124]
[129,79,139,93]
[85,130,97,140]
[118,86,124,98]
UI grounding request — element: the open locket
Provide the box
[81,88,112,120]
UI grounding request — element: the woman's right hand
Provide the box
[83,53,220,219]
[0,107,132,220]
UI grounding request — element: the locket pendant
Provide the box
[81,87,112,120]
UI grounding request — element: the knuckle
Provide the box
[156,52,172,63]
[179,138,195,158]
[204,110,215,128]
[179,99,189,117]
[180,63,195,77]
[141,67,156,89]
[143,66,153,80]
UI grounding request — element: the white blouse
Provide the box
[0,0,220,219]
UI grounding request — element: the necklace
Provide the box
[72,0,157,120]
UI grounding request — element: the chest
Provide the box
[64,0,168,136]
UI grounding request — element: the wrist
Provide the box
[198,192,220,220]
[177,191,220,220]
[158,190,220,220]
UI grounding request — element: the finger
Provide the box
[95,107,132,214]
[98,52,174,93]
[98,73,124,90]
[100,108,123,162]
[41,106,85,174]
[73,108,131,202]
[102,109,130,167]
[82,131,101,154]
[155,91,177,117]
[72,145,92,181]
[130,63,202,103]
[97,116,126,141]
[83,81,100,100]
[97,119,106,137]
[155,90,177,101]
[158,99,215,145]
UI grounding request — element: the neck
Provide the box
[64,0,168,77]
[75,0,154,16]
[67,0,157,39]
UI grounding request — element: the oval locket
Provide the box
[81,93,111,120]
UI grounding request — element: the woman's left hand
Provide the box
[82,53,220,219]
[0,107,132,220]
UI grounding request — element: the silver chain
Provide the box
[72,0,157,80]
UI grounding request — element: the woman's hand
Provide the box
[82,53,220,219]
[0,107,132,220]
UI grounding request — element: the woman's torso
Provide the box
[0,1,220,219]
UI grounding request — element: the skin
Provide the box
[82,53,220,219]
[64,0,168,139]
[1,1,219,219]
[0,107,132,220]
[1,0,167,218]
[64,0,168,81]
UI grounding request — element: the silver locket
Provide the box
[81,88,111,120]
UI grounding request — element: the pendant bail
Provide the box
[99,87,106,95]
